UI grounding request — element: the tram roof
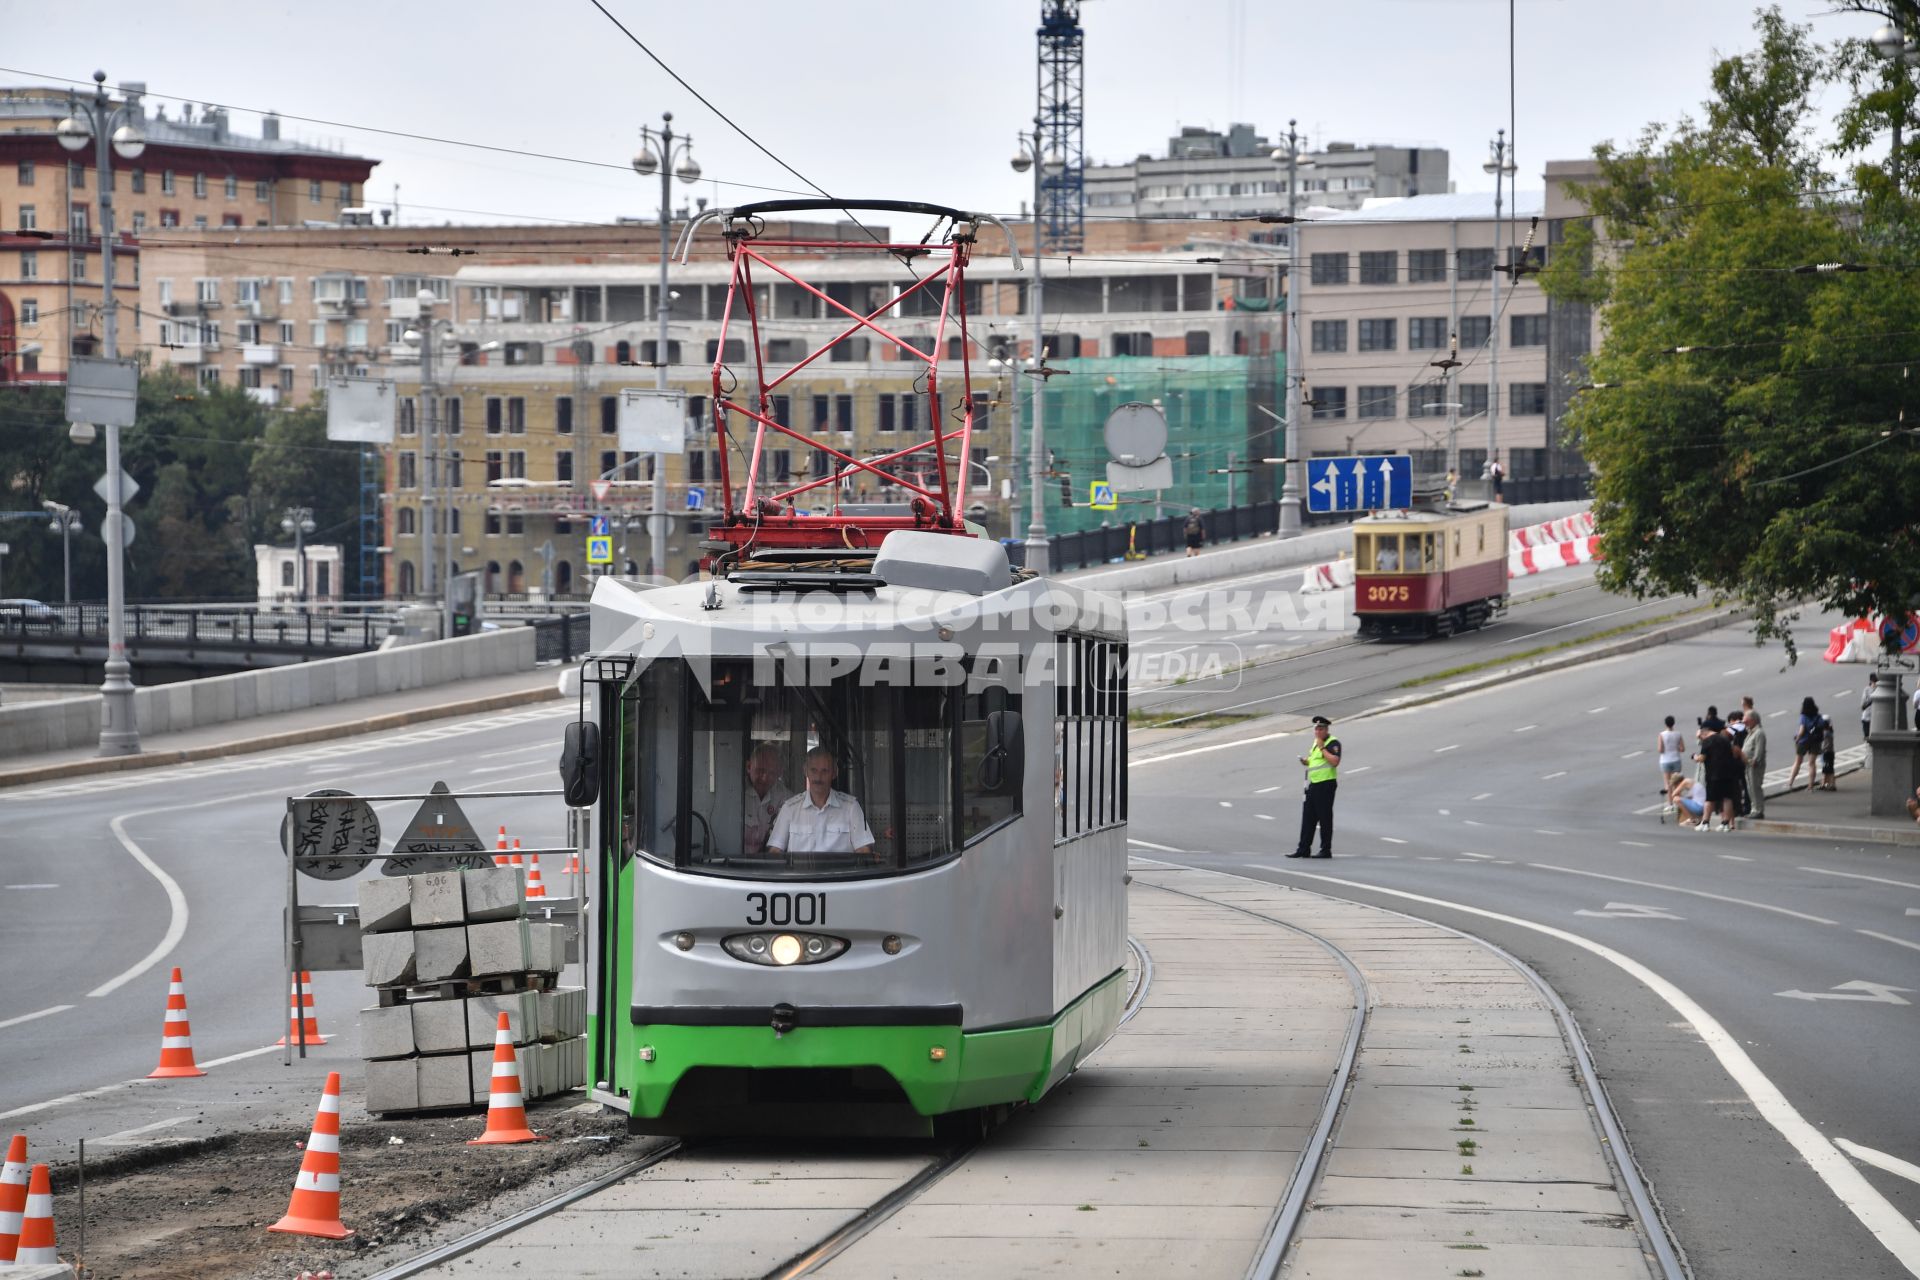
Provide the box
[1353,501,1505,528]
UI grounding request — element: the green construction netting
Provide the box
[1004,354,1286,536]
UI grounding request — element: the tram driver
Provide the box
[1375,540,1399,571]
[766,747,876,857]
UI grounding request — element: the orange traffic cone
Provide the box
[12,1164,55,1266]
[276,971,330,1046]
[148,967,207,1078]
[268,1071,353,1240]
[0,1134,28,1264]
[494,825,510,867]
[563,850,582,878]
[469,1013,545,1145]
[525,853,546,900]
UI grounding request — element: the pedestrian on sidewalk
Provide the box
[1862,673,1878,765]
[1727,711,1752,816]
[1817,711,1838,790]
[1693,713,1744,831]
[1655,715,1686,795]
[1741,705,1767,820]
[1788,698,1822,792]
[1183,510,1206,558]
[1287,715,1341,859]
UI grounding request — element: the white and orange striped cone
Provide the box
[276,971,330,1046]
[494,825,510,867]
[563,850,582,878]
[469,1013,545,1145]
[525,853,547,900]
[0,1134,29,1264]
[268,1071,353,1240]
[148,966,207,1078]
[12,1164,56,1266]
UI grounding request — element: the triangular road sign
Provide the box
[591,479,612,502]
[384,780,494,876]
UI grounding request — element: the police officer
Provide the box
[1287,715,1341,859]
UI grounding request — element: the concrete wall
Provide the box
[0,628,536,761]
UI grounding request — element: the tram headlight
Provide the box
[721,932,850,966]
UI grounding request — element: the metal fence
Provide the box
[0,602,391,652]
[530,612,592,663]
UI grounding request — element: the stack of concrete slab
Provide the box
[357,867,587,1115]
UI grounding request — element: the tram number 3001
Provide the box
[1364,584,1413,604]
[745,892,825,927]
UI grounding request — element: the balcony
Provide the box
[167,342,207,365]
[242,344,279,365]
[245,385,282,407]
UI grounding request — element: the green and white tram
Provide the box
[565,200,1129,1134]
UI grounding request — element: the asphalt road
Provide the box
[1130,611,1919,1280]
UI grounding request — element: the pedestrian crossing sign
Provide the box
[1089,482,1117,511]
[586,534,613,565]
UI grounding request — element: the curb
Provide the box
[1735,816,1920,847]
[0,683,563,790]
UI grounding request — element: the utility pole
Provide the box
[1011,131,1051,574]
[1277,120,1307,537]
[1484,129,1515,487]
[633,114,698,581]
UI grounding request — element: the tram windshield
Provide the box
[615,655,1022,879]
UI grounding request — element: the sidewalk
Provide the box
[1740,762,1920,848]
[0,665,564,790]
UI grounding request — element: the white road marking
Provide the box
[1417,856,1441,861]
[1344,765,1372,774]
[469,762,535,774]
[1769,709,1786,718]
[1459,852,1493,860]
[1218,801,1233,808]
[1541,772,1567,781]
[1127,838,1186,853]
[1134,729,1294,766]
[1531,864,1837,924]
[1380,837,1408,845]
[198,1043,285,1069]
[1719,854,1753,862]
[1438,808,1451,815]
[5,883,58,890]
[1224,630,1261,641]
[1724,668,1744,676]
[1514,724,1538,733]
[90,813,190,998]
[1241,864,1920,1274]
[1857,930,1920,954]
[1254,786,1281,794]
[1535,828,1563,835]
[1802,867,1920,891]
[1836,688,1854,698]
[1657,686,1681,696]
[1463,819,1485,827]
[1836,1139,1920,1189]
[1588,706,1608,714]
[98,1117,192,1146]
[1776,980,1911,1005]
[0,1005,72,1030]
[1576,902,1684,920]
[1620,841,1652,848]
[478,743,550,760]
[1471,792,1493,801]
[1433,744,1459,754]
[1256,814,1274,821]
[1621,750,1644,759]
[0,1080,138,1122]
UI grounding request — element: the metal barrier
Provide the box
[0,602,392,652]
[530,613,593,663]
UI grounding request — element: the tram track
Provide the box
[364,938,1161,1280]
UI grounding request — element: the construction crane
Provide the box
[1037,0,1085,253]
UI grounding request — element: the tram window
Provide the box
[1424,534,1437,569]
[960,658,1022,844]
[1374,536,1400,572]
[1354,533,1372,570]
[620,661,683,865]
[1054,634,1126,844]
[1404,538,1422,571]
[1453,529,1461,560]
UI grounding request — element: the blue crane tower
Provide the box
[1037,1,1085,253]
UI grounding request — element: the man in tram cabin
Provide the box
[742,742,793,857]
[766,746,876,859]
[1286,716,1341,859]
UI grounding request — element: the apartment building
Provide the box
[1290,189,1591,490]
[0,81,375,383]
[1085,123,1449,220]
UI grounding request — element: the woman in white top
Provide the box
[1656,715,1686,794]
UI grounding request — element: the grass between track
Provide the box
[1395,605,1714,689]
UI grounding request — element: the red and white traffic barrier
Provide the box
[1508,509,1594,551]
[1299,558,1355,593]
[1508,535,1601,578]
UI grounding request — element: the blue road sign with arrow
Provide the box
[589,515,610,536]
[1305,454,1413,514]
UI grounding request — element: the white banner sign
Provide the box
[325,377,397,444]
[617,388,687,455]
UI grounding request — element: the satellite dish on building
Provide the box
[1102,402,1174,492]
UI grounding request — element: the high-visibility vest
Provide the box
[1307,738,1340,783]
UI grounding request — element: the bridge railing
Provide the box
[0,603,393,652]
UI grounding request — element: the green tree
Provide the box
[247,394,367,597]
[1541,7,1920,656]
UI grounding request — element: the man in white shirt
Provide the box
[742,744,792,856]
[767,748,875,856]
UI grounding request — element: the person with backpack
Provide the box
[1816,711,1838,790]
[1286,716,1342,859]
[1183,509,1206,558]
[1788,697,1822,792]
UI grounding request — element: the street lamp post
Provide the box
[1872,23,1920,191]
[1011,130,1052,574]
[632,114,700,581]
[42,500,79,604]
[405,293,458,634]
[58,70,146,756]
[1483,129,1517,488]
[1272,121,1311,536]
[281,506,316,608]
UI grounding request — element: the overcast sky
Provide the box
[7,1,1888,228]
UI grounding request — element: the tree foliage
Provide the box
[0,373,366,603]
[1541,7,1920,656]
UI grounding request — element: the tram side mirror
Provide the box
[981,710,1024,793]
[560,721,601,808]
